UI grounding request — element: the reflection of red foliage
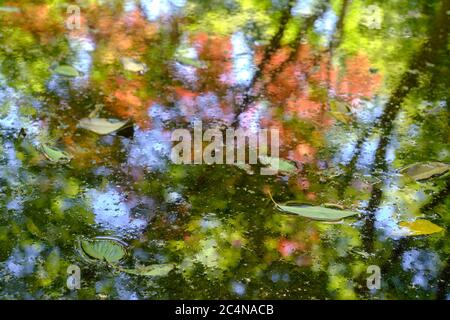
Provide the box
[106,78,152,128]
[193,33,232,93]
[278,238,305,257]
[336,54,382,102]
[3,4,63,44]
[291,143,317,164]
[92,8,156,56]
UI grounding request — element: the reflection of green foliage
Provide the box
[0,0,448,300]
[0,26,68,94]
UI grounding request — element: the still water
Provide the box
[0,0,448,299]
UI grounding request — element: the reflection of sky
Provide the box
[124,0,137,12]
[88,186,147,234]
[292,0,316,16]
[355,137,378,172]
[175,92,233,124]
[0,80,41,136]
[47,35,95,95]
[231,281,246,296]
[173,62,198,86]
[231,32,255,86]
[6,244,44,277]
[402,249,440,289]
[238,101,268,133]
[354,100,384,124]
[141,0,186,21]
[0,141,21,183]
[69,36,95,89]
[127,121,172,171]
[314,8,338,45]
[6,196,24,212]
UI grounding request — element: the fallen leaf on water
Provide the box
[269,192,358,221]
[398,220,444,236]
[121,57,148,74]
[120,264,175,276]
[79,237,127,263]
[54,65,80,77]
[399,162,450,181]
[259,155,297,173]
[40,144,72,164]
[78,118,129,135]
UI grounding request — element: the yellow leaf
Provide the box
[399,220,444,236]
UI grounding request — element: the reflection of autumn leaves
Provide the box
[274,228,320,267]
[259,45,381,192]
[193,33,233,93]
[2,4,64,44]
[62,135,121,170]
[88,8,157,127]
[91,8,156,56]
[108,78,152,128]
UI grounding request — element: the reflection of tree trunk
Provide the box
[421,177,450,214]
[362,0,449,252]
[337,127,365,198]
[437,256,450,300]
[423,176,450,300]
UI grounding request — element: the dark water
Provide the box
[0,0,449,299]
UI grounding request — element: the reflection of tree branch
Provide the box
[327,0,350,91]
[263,3,328,89]
[420,176,450,214]
[362,0,449,252]
[233,1,329,123]
[234,1,294,120]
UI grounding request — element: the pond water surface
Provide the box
[0,0,449,299]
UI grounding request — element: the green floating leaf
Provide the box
[121,57,148,73]
[400,162,450,181]
[176,56,205,68]
[40,144,72,164]
[399,220,444,236]
[54,65,80,77]
[79,118,129,135]
[329,101,352,124]
[276,204,358,221]
[120,264,175,276]
[80,238,127,263]
[259,155,297,173]
[270,193,358,221]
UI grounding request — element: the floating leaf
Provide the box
[269,193,358,221]
[40,144,72,164]
[120,264,175,277]
[329,101,352,124]
[400,162,450,181]
[399,220,444,236]
[176,56,205,68]
[121,57,148,73]
[174,45,206,68]
[259,155,297,173]
[79,118,129,135]
[54,65,80,77]
[80,237,127,263]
